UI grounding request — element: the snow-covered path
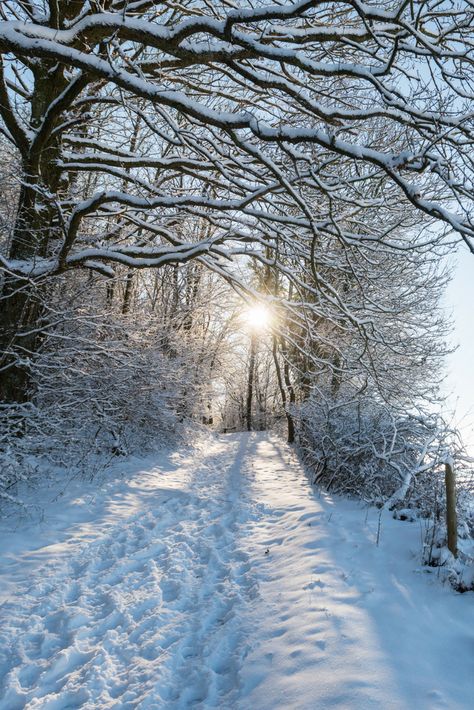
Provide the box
[0,433,473,709]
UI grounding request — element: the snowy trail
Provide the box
[1,433,474,709]
[0,436,258,708]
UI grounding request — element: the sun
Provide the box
[242,303,273,331]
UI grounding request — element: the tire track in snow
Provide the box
[0,436,259,709]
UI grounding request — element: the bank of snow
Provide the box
[0,432,473,709]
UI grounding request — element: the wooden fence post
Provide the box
[445,461,458,558]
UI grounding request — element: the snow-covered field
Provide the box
[0,432,473,709]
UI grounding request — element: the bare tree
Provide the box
[1,0,473,404]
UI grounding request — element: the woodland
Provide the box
[1,0,474,543]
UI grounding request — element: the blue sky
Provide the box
[446,246,474,449]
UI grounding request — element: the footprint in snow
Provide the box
[159,579,181,603]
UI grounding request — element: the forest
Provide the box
[1,1,474,707]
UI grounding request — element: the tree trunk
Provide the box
[0,189,51,403]
[281,338,296,443]
[0,52,76,403]
[0,185,56,403]
[272,335,295,443]
[0,276,44,403]
[445,461,458,558]
[122,271,134,314]
[246,333,256,431]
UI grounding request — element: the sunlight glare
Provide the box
[242,303,272,331]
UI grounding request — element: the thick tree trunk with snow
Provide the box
[0,201,51,402]
[0,53,72,402]
[0,278,43,403]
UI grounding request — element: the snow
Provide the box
[0,432,473,709]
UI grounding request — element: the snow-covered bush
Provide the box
[0,404,42,512]
[296,385,474,589]
[296,386,453,513]
[33,330,183,460]
[0,295,209,509]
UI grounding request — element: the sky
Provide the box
[445,246,474,450]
